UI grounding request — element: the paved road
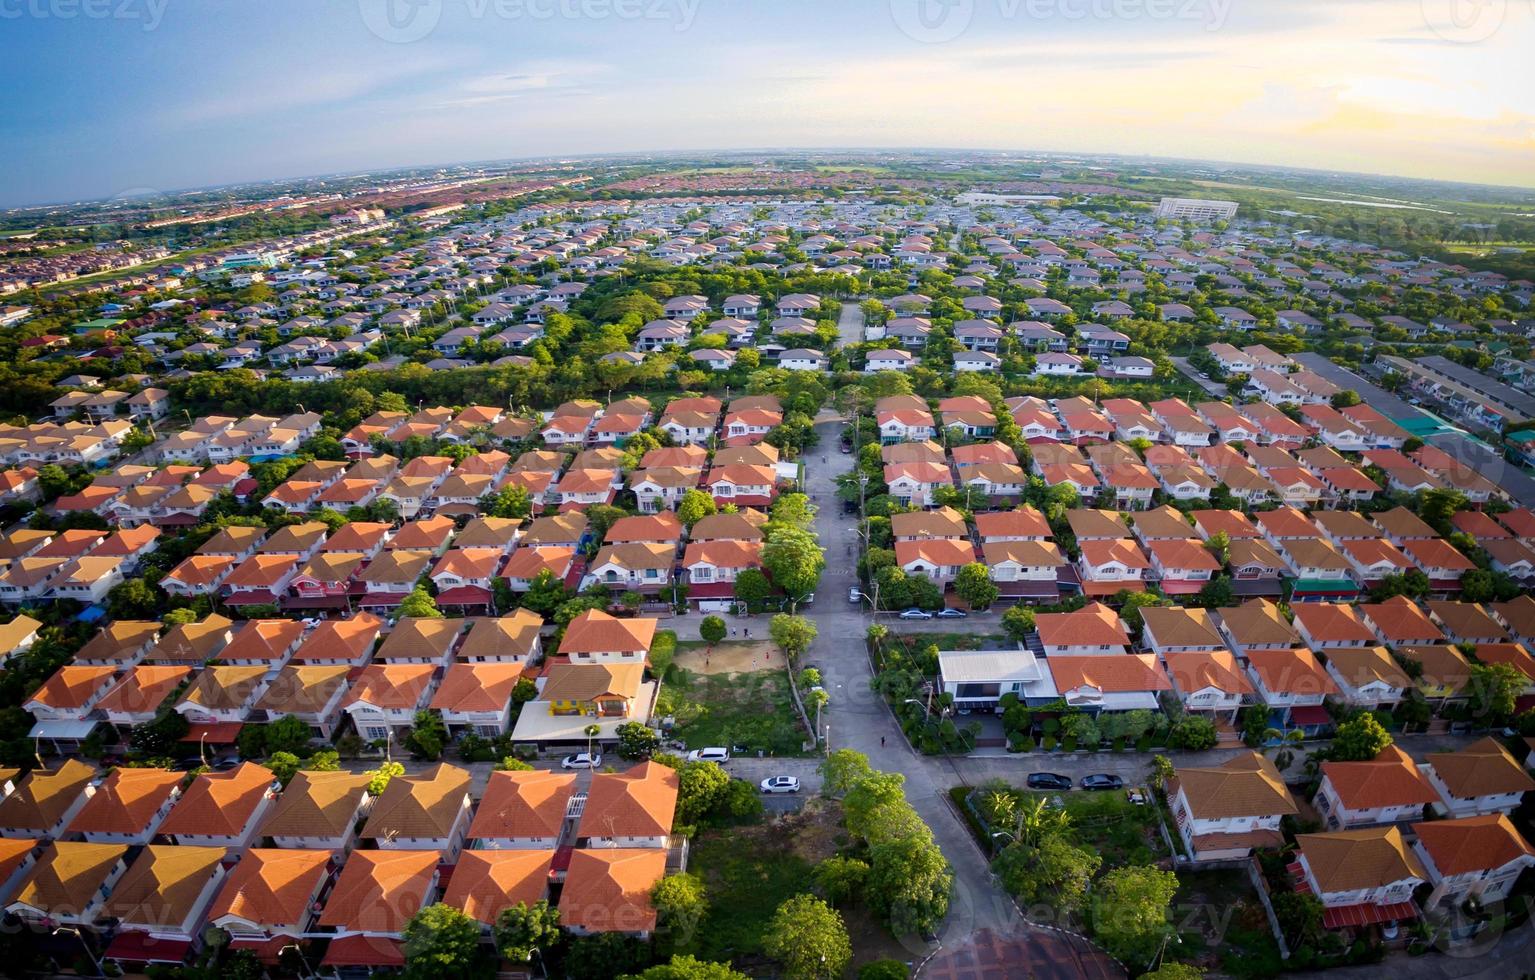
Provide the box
[1169,356,1227,397]
[1292,352,1424,421]
[837,299,866,347]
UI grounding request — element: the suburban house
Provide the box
[1315,746,1440,829]
[1168,752,1298,861]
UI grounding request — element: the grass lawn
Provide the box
[1027,789,1170,865]
[656,666,808,756]
[890,631,1009,652]
[690,800,910,971]
[1001,789,1171,865]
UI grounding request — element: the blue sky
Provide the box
[1,0,1531,206]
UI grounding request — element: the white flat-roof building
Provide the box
[1154,198,1238,223]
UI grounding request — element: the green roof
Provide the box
[1394,415,1452,437]
[1292,578,1359,594]
[71,317,125,330]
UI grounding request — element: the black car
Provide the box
[1080,773,1124,791]
[1026,772,1072,791]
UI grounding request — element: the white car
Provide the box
[899,608,933,620]
[761,776,801,794]
[561,753,602,769]
[687,747,731,763]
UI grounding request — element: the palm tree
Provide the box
[1149,753,1175,788]
[583,724,600,762]
[1013,796,1072,847]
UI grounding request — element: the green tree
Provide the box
[1167,717,1218,751]
[732,568,773,609]
[857,961,910,980]
[813,855,870,906]
[565,933,647,980]
[1417,487,1470,535]
[616,721,661,759]
[522,569,571,616]
[674,760,732,825]
[992,835,1101,910]
[867,833,952,935]
[402,903,482,979]
[1469,662,1525,722]
[1330,390,1361,409]
[1150,754,1175,786]
[405,711,449,759]
[699,615,727,648]
[769,613,818,662]
[262,714,314,756]
[1142,964,1204,980]
[1331,713,1392,761]
[398,584,443,619]
[651,872,708,954]
[624,956,749,980]
[366,760,405,795]
[953,562,999,611]
[676,488,717,529]
[163,607,199,626]
[107,578,160,619]
[1090,865,1179,966]
[818,748,873,797]
[1002,605,1036,643]
[763,894,851,980]
[762,526,826,603]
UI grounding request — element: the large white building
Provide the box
[1154,197,1239,222]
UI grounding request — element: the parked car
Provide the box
[760,776,801,794]
[1080,774,1124,790]
[936,608,967,619]
[1126,788,1148,806]
[1026,772,1072,791]
[899,608,933,620]
[561,753,602,769]
[687,747,731,763]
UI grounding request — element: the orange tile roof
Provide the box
[159,762,277,837]
[1425,738,1535,800]
[1298,827,1426,893]
[222,619,306,662]
[558,610,657,657]
[1361,596,1446,644]
[101,845,227,926]
[469,770,577,841]
[1035,602,1130,648]
[362,763,471,842]
[558,848,666,933]
[1294,603,1377,644]
[26,664,116,710]
[67,767,183,835]
[0,760,96,832]
[1322,746,1440,809]
[316,849,438,933]
[342,664,436,710]
[1165,651,1255,696]
[1174,751,1297,820]
[374,617,461,661]
[578,761,679,839]
[1245,647,1338,696]
[208,848,331,929]
[98,665,193,715]
[11,841,126,914]
[259,770,373,839]
[291,613,383,663]
[1047,654,1172,694]
[1322,646,1411,689]
[1412,814,1535,876]
[441,850,554,925]
[430,663,526,713]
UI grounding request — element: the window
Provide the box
[365,726,389,741]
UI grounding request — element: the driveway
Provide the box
[1169,356,1226,397]
[836,299,866,347]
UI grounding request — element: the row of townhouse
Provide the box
[0,761,684,970]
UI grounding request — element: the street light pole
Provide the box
[54,927,102,978]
